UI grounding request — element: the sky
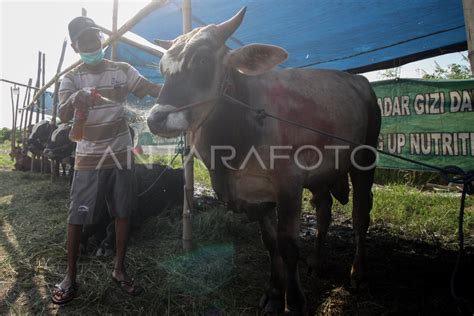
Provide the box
[0,0,470,128]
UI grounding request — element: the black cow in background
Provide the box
[81,163,184,256]
[28,120,56,173]
[44,123,76,181]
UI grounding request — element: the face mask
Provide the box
[79,48,104,65]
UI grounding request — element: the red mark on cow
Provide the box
[266,82,335,147]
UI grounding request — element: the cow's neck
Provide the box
[193,69,268,201]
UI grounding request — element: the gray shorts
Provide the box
[67,167,136,225]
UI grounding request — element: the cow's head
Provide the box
[147,7,288,137]
[28,120,56,154]
[44,123,75,159]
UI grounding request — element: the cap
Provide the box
[68,16,101,43]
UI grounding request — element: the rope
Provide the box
[221,91,473,314]
[136,137,185,197]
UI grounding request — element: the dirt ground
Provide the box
[0,171,473,315]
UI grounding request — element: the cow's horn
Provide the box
[216,7,247,44]
[154,39,173,50]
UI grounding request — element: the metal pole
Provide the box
[111,0,119,61]
[82,8,87,17]
[462,0,474,74]
[182,0,193,251]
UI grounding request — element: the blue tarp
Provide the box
[109,0,467,84]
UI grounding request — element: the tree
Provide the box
[418,54,472,80]
[377,67,401,80]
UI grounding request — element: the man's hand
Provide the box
[70,89,95,111]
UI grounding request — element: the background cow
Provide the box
[147,8,381,314]
[28,120,56,173]
[44,123,76,180]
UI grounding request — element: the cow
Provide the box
[10,146,32,171]
[28,120,56,173]
[44,123,76,180]
[147,8,381,314]
[80,163,184,256]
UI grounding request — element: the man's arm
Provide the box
[126,64,161,98]
[58,74,94,123]
[58,75,76,123]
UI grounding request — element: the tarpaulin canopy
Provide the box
[109,0,467,84]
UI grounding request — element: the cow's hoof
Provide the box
[259,292,285,315]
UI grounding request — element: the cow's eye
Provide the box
[198,58,209,66]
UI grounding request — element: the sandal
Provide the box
[51,283,78,305]
[111,274,143,296]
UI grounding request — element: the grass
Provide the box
[0,159,472,314]
[0,141,14,170]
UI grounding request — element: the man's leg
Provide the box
[52,223,82,303]
[113,217,129,277]
[111,217,142,294]
[60,223,83,287]
[109,167,142,295]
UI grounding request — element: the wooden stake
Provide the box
[111,0,119,61]
[23,79,32,148]
[182,0,194,251]
[41,53,46,120]
[10,87,16,158]
[13,87,20,150]
[24,0,167,112]
[52,39,68,124]
[34,51,42,123]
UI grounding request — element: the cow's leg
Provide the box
[308,188,332,273]
[258,208,286,314]
[277,189,305,314]
[97,220,115,257]
[349,156,375,288]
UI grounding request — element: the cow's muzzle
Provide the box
[147,104,189,138]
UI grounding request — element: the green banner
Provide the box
[371,79,474,171]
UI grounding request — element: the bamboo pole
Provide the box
[34,52,42,123]
[98,26,164,57]
[462,0,474,74]
[0,79,39,90]
[182,0,193,251]
[13,87,20,151]
[41,53,46,120]
[52,39,68,124]
[10,87,16,158]
[18,80,31,138]
[23,79,32,148]
[111,0,119,61]
[24,0,167,112]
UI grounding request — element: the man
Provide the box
[51,16,161,305]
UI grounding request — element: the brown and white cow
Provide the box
[147,8,381,314]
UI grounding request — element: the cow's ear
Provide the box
[226,44,288,76]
